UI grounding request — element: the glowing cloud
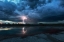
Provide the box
[21,16,27,24]
[21,16,27,20]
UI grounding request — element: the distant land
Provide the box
[0,20,64,26]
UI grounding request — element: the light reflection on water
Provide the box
[0,26,42,35]
[0,26,64,42]
[0,27,12,31]
[21,27,27,34]
[0,26,64,36]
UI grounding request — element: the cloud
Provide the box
[0,1,17,21]
[59,0,64,7]
[16,0,64,22]
[0,0,64,22]
[27,0,39,9]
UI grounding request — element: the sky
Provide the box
[0,0,64,22]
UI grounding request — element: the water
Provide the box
[0,26,64,41]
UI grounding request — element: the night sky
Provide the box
[0,0,64,22]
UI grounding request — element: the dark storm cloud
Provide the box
[16,0,64,22]
[41,8,64,22]
[27,0,52,9]
[0,11,9,20]
[4,2,16,15]
[27,0,64,22]
[42,13,64,22]
[27,0,39,9]
[0,1,17,15]
[37,0,64,21]
[0,0,64,22]
[0,1,17,21]
[59,0,64,7]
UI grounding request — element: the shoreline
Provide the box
[0,24,64,26]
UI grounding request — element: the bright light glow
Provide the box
[21,16,27,20]
[21,16,27,24]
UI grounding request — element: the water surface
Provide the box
[0,26,64,41]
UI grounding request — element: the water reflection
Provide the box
[21,27,27,34]
[0,27,12,31]
[0,26,64,42]
[0,26,64,36]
